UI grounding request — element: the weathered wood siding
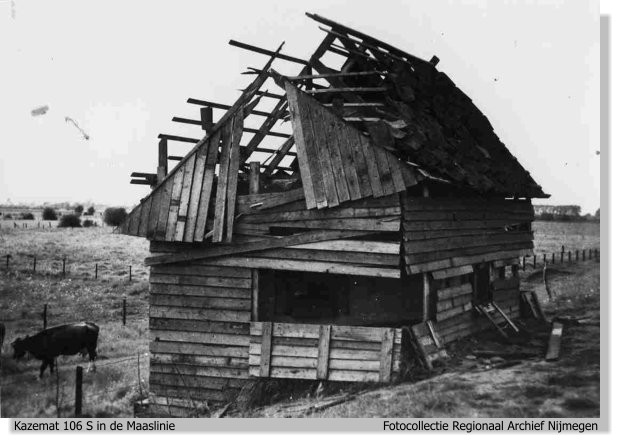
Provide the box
[431,264,521,343]
[148,261,253,415]
[249,322,402,382]
[402,196,534,274]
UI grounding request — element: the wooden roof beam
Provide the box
[264,136,295,176]
[159,134,201,144]
[306,13,432,67]
[286,71,385,81]
[171,117,290,138]
[229,39,310,66]
[305,87,387,94]
[187,98,272,118]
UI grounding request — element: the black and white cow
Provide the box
[12,322,99,377]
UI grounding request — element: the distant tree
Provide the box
[58,214,81,228]
[3,214,13,220]
[20,212,35,220]
[86,206,95,216]
[82,219,95,227]
[103,207,128,227]
[595,208,600,219]
[74,204,84,215]
[42,207,58,220]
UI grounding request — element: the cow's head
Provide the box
[11,337,27,359]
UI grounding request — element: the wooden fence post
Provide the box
[75,366,83,417]
[543,254,546,265]
[95,263,98,279]
[560,246,564,263]
[551,252,555,264]
[43,304,48,329]
[33,256,37,273]
[576,250,579,261]
[582,250,586,261]
[5,254,9,269]
[533,255,536,269]
[122,298,127,326]
[522,256,526,271]
[568,251,571,263]
[62,257,66,277]
[129,265,132,281]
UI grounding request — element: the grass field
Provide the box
[0,221,601,418]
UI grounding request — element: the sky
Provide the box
[0,0,600,213]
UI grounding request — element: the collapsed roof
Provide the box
[120,12,546,243]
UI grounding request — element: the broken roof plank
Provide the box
[306,87,387,94]
[193,129,222,242]
[229,39,309,66]
[286,71,384,81]
[306,13,432,67]
[212,119,234,242]
[264,137,295,176]
[242,97,288,162]
[187,98,272,118]
[158,134,200,144]
[225,115,244,242]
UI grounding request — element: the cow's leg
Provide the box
[39,360,48,378]
[87,345,97,373]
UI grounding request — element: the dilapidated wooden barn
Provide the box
[119,13,547,416]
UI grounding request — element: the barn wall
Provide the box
[431,263,521,344]
[147,259,253,416]
[402,196,534,275]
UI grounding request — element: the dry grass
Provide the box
[532,221,600,254]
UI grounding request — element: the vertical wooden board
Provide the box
[316,324,331,380]
[137,196,153,237]
[147,186,163,239]
[225,115,244,242]
[332,117,362,200]
[358,134,384,197]
[127,204,143,236]
[371,142,395,195]
[194,130,222,241]
[155,179,174,240]
[296,89,327,208]
[284,83,317,209]
[321,108,351,202]
[385,151,407,192]
[308,100,339,207]
[183,150,207,241]
[379,328,394,382]
[260,322,273,377]
[165,164,186,242]
[213,120,233,242]
[174,154,196,241]
[251,269,259,321]
[347,128,373,198]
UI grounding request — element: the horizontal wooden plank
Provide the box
[403,219,532,232]
[404,241,534,266]
[403,197,533,212]
[236,188,305,214]
[151,294,251,311]
[248,343,400,361]
[248,355,386,372]
[150,306,251,323]
[288,240,399,254]
[259,218,400,231]
[151,264,251,278]
[241,206,400,223]
[246,248,400,267]
[149,283,250,299]
[149,372,247,390]
[248,366,382,382]
[404,232,533,254]
[404,228,509,241]
[431,265,474,280]
[404,211,533,222]
[149,318,250,335]
[151,330,250,346]
[436,283,473,301]
[250,322,402,343]
[202,256,401,278]
[406,248,533,274]
[151,362,249,379]
[149,273,252,289]
[151,353,247,368]
[150,340,247,358]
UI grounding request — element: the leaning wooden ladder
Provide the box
[474,302,519,339]
[407,321,449,371]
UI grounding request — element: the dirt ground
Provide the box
[235,260,600,418]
